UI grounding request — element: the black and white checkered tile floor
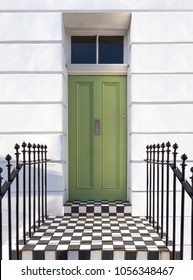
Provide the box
[20,211,170,260]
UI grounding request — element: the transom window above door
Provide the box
[71,35,124,64]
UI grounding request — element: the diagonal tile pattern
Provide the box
[20,213,170,260]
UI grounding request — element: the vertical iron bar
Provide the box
[172,143,178,259]
[161,143,165,238]
[27,143,32,238]
[157,144,160,233]
[33,144,36,232]
[149,145,152,224]
[14,144,20,260]
[166,141,171,246]
[44,145,48,219]
[0,167,3,260]
[6,154,12,260]
[41,145,44,223]
[180,153,188,260]
[146,145,149,219]
[37,144,41,227]
[152,144,156,228]
[190,167,193,260]
[22,142,27,244]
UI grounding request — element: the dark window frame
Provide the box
[71,35,124,64]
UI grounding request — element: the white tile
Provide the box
[124,245,136,250]
[122,236,133,241]
[61,236,71,241]
[114,251,125,260]
[155,241,166,246]
[22,251,33,260]
[34,245,47,250]
[80,245,91,250]
[102,245,113,250]
[68,251,79,260]
[53,232,63,237]
[92,240,102,245]
[48,240,60,245]
[57,245,68,250]
[160,251,170,260]
[27,240,39,245]
[137,251,148,260]
[82,236,92,241]
[45,251,56,260]
[40,236,52,241]
[134,241,146,246]
[102,236,112,241]
[91,251,102,260]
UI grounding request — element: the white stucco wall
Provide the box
[0,12,66,216]
[0,0,193,259]
[129,11,193,259]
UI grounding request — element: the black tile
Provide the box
[33,250,45,260]
[71,206,79,213]
[46,245,58,250]
[148,251,159,260]
[102,206,109,213]
[125,251,137,260]
[102,251,113,260]
[117,206,124,213]
[68,245,80,250]
[79,251,90,260]
[56,251,68,260]
[87,206,94,213]
[12,250,22,260]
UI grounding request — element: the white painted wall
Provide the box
[0,12,65,220]
[1,0,193,260]
[129,11,193,259]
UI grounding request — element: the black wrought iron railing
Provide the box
[145,143,193,260]
[0,142,49,260]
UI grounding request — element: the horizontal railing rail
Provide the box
[145,143,193,260]
[0,142,49,260]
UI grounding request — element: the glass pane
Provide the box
[71,36,96,64]
[99,36,123,64]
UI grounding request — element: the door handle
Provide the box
[94,119,100,135]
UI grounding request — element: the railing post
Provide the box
[44,145,48,219]
[152,144,156,228]
[161,142,165,238]
[149,145,153,224]
[180,153,188,260]
[146,145,149,220]
[21,142,27,244]
[37,144,41,227]
[14,143,20,260]
[157,143,160,233]
[190,166,193,260]
[41,145,44,223]
[0,167,3,260]
[6,154,12,260]
[172,143,178,259]
[166,141,171,246]
[27,143,32,238]
[32,144,36,232]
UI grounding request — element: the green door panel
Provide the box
[68,75,127,200]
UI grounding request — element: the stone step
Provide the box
[63,200,132,216]
[17,215,170,260]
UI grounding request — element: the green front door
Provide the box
[68,75,127,200]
